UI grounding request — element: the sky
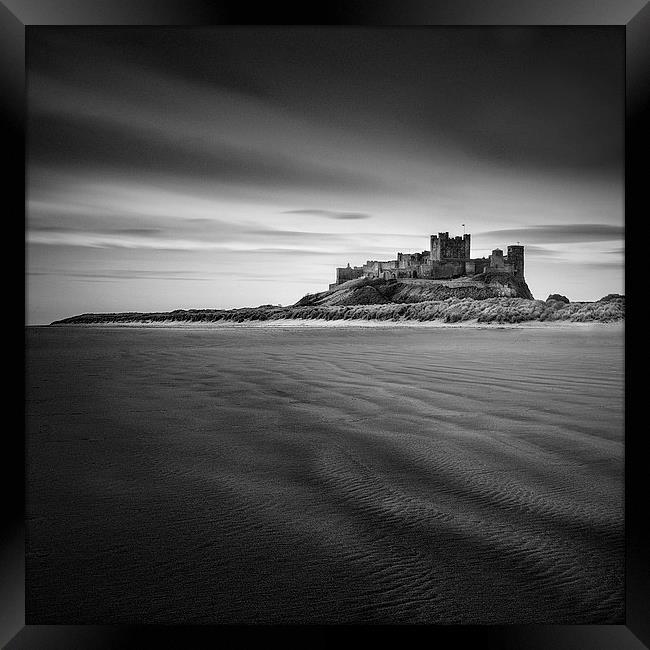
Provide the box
[26,27,624,324]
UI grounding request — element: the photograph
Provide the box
[25,25,625,625]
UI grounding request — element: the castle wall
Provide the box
[487,247,519,275]
[398,251,430,269]
[336,265,364,284]
[466,258,489,275]
[396,268,419,279]
[363,260,398,279]
[428,261,466,279]
[332,232,524,285]
[415,263,430,278]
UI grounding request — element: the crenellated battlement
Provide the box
[430,232,471,262]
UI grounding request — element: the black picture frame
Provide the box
[6,1,647,647]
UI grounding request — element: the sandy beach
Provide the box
[26,325,624,624]
[50,318,624,329]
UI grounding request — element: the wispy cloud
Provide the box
[28,267,328,286]
[27,209,424,254]
[477,224,623,244]
[27,269,219,282]
[520,245,559,257]
[28,112,393,197]
[281,209,372,220]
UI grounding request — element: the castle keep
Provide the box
[331,231,524,288]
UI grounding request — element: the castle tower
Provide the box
[507,245,524,277]
[430,231,470,262]
[489,248,505,268]
[430,233,443,261]
[463,233,471,260]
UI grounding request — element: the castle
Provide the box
[331,231,524,288]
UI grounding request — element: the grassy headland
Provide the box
[51,275,624,326]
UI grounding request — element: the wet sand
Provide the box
[26,325,624,623]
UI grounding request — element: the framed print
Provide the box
[4,0,648,647]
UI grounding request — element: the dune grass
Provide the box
[52,296,624,325]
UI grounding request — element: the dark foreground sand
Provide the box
[26,325,624,624]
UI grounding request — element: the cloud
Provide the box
[26,226,416,259]
[29,224,166,237]
[570,260,625,270]
[27,202,426,254]
[28,267,328,286]
[477,224,624,244]
[112,228,165,236]
[28,269,218,282]
[247,248,335,256]
[28,112,392,198]
[520,245,559,257]
[281,209,371,220]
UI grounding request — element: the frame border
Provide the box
[7,1,648,647]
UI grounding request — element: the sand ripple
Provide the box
[26,326,623,623]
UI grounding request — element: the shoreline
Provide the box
[40,318,625,330]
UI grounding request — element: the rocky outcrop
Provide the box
[597,294,624,303]
[546,294,570,304]
[295,273,534,308]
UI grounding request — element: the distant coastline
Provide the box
[51,293,624,327]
